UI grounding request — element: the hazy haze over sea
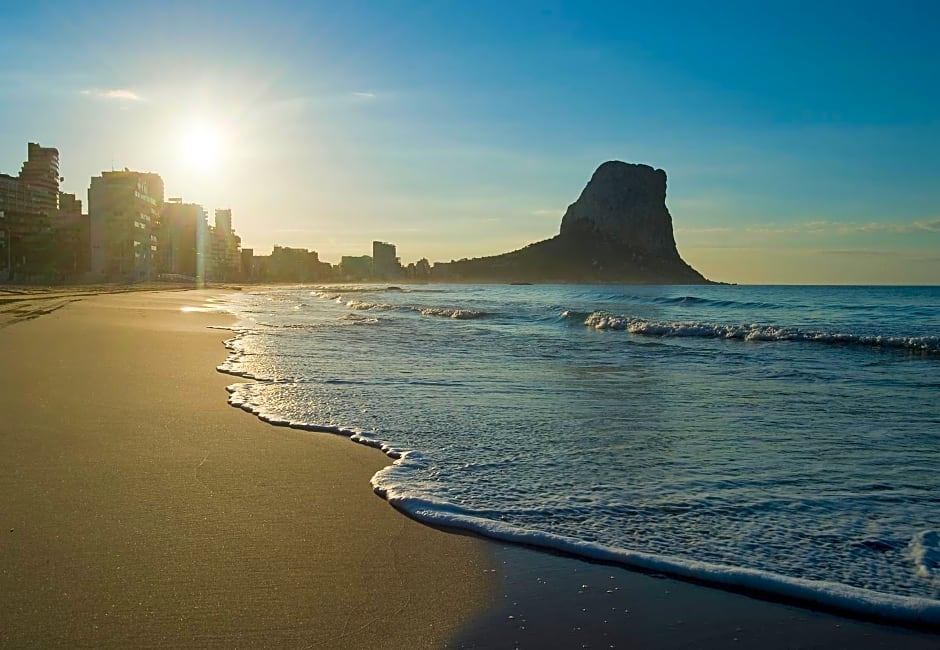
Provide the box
[217,284,940,623]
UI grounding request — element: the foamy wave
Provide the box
[340,313,380,325]
[575,311,940,353]
[311,289,489,320]
[912,530,940,582]
[373,478,940,628]
[312,285,403,295]
[419,307,488,319]
[346,299,394,311]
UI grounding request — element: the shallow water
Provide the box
[217,284,940,622]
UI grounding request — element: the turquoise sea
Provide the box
[217,284,940,625]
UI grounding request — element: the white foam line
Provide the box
[379,490,940,629]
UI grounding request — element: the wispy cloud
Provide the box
[743,221,831,235]
[723,219,940,236]
[676,226,733,235]
[531,208,561,217]
[853,219,940,234]
[351,91,376,100]
[815,249,899,257]
[81,88,143,101]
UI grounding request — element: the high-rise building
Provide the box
[0,208,53,281]
[210,208,240,281]
[339,255,373,281]
[0,143,61,281]
[88,170,163,281]
[53,192,90,277]
[18,142,60,216]
[0,173,42,213]
[372,240,400,279]
[240,248,254,281]
[58,192,82,219]
[215,208,232,233]
[262,245,330,282]
[158,198,208,280]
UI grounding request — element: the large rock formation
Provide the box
[432,161,710,284]
[560,162,678,258]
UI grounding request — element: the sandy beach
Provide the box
[0,289,491,648]
[1,289,937,648]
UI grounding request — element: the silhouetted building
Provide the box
[18,142,60,216]
[209,208,240,281]
[89,170,163,281]
[1,144,84,282]
[0,208,54,281]
[372,240,400,279]
[240,248,254,281]
[339,255,372,281]
[58,192,82,220]
[259,245,331,282]
[158,198,208,280]
[51,197,89,280]
[404,257,431,280]
[0,173,45,214]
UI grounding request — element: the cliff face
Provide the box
[432,161,710,284]
[559,161,679,260]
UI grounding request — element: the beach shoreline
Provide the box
[1,288,937,648]
[0,289,491,648]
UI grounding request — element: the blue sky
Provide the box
[1,0,938,283]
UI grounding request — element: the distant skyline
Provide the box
[1,1,938,284]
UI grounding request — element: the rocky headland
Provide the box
[432,161,711,284]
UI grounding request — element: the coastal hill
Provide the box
[432,161,711,283]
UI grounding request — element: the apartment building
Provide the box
[88,170,163,281]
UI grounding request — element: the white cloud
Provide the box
[854,219,940,234]
[81,88,143,101]
[531,208,561,217]
[816,249,900,257]
[351,91,376,100]
[676,226,733,235]
[726,219,940,236]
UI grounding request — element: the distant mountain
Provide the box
[432,161,711,284]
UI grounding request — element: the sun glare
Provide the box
[180,123,224,169]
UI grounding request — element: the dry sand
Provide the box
[0,290,491,648]
[1,288,937,649]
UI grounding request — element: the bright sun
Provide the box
[180,124,224,169]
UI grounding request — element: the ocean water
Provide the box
[216,284,940,625]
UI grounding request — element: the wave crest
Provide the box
[578,311,940,353]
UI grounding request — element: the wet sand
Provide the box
[455,544,939,648]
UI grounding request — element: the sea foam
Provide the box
[375,478,940,628]
[574,311,940,353]
[912,531,940,582]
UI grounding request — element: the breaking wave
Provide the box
[568,310,940,353]
[312,289,490,320]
